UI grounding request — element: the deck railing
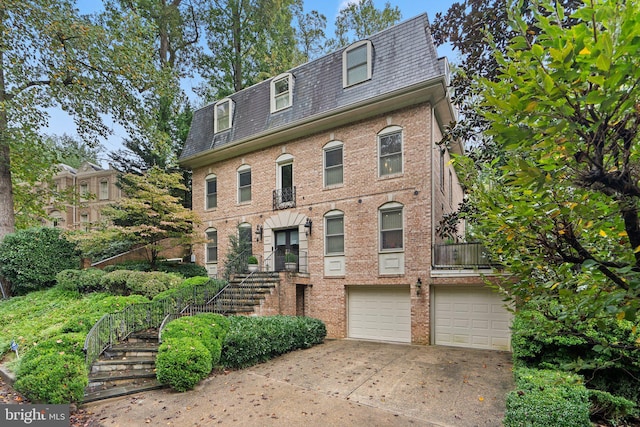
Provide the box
[432,242,495,269]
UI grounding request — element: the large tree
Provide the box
[196,0,301,100]
[0,0,170,240]
[463,0,640,322]
[328,0,401,50]
[100,166,201,267]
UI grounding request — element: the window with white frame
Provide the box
[214,98,232,133]
[323,141,343,187]
[343,40,372,87]
[238,223,253,255]
[205,175,217,209]
[206,228,218,263]
[238,165,251,203]
[325,211,344,255]
[271,73,293,112]
[379,203,403,251]
[79,182,89,201]
[99,180,109,200]
[378,126,403,177]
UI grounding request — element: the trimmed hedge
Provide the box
[100,270,183,298]
[14,352,88,403]
[56,268,106,294]
[156,337,212,392]
[161,313,229,366]
[504,368,591,427]
[104,261,208,278]
[220,316,327,369]
[152,276,225,305]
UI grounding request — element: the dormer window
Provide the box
[271,73,293,112]
[343,40,372,87]
[214,98,232,133]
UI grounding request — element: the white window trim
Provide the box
[237,164,251,204]
[214,98,233,133]
[379,202,404,253]
[378,125,404,177]
[323,141,344,188]
[99,180,109,200]
[324,210,345,256]
[205,228,218,264]
[205,174,217,210]
[270,73,293,113]
[342,40,372,88]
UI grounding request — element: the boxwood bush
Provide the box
[152,277,225,305]
[156,337,212,392]
[504,368,591,427]
[161,313,229,365]
[100,270,182,298]
[14,352,88,403]
[220,316,326,369]
[56,268,106,294]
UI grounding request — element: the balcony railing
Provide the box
[433,242,496,269]
[273,187,296,210]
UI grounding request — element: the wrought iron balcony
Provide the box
[433,242,497,269]
[273,187,296,210]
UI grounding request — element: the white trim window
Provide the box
[214,98,233,133]
[323,141,343,187]
[325,211,344,255]
[205,174,217,209]
[343,40,372,87]
[79,182,89,201]
[378,126,403,177]
[238,165,252,203]
[271,73,293,112]
[206,228,218,263]
[379,203,403,252]
[99,180,109,200]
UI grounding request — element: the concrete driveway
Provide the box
[85,339,514,427]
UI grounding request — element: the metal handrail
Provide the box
[83,279,224,367]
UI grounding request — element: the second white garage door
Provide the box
[348,286,411,343]
[433,286,512,351]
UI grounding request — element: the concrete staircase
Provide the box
[83,330,164,403]
[202,272,279,315]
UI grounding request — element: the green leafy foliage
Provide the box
[0,227,80,295]
[161,314,229,365]
[220,316,326,369]
[152,276,224,305]
[56,268,107,294]
[156,262,208,278]
[100,270,183,298]
[14,353,88,403]
[156,337,212,392]
[504,368,591,427]
[588,389,637,426]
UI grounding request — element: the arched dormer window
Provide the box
[214,98,233,133]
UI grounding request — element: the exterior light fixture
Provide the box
[255,224,263,241]
[416,277,422,295]
[304,218,313,236]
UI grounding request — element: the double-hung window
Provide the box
[378,126,403,176]
[271,73,293,112]
[214,98,232,133]
[79,182,89,201]
[323,141,343,187]
[325,212,344,255]
[238,166,251,203]
[206,229,218,263]
[205,175,217,209]
[380,205,403,251]
[99,180,109,200]
[343,40,372,87]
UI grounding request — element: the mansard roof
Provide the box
[180,13,453,167]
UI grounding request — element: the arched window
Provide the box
[324,210,344,255]
[379,202,403,252]
[323,141,343,187]
[205,228,218,263]
[378,126,403,177]
[205,174,217,209]
[237,165,251,203]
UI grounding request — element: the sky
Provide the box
[50,0,457,164]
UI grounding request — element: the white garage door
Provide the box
[434,286,512,351]
[348,286,411,343]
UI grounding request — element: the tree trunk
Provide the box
[0,42,16,240]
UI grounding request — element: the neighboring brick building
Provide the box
[180,14,511,349]
[46,161,121,230]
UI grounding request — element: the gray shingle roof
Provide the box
[180,13,446,163]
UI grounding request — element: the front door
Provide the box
[275,228,299,271]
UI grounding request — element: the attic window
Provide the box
[271,73,293,112]
[214,98,232,133]
[343,40,372,87]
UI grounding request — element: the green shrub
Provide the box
[152,277,225,305]
[589,389,637,425]
[103,261,151,272]
[156,337,212,392]
[0,227,80,295]
[56,268,106,293]
[156,262,208,278]
[221,316,326,369]
[100,270,182,298]
[504,368,591,427]
[161,313,228,365]
[14,353,88,403]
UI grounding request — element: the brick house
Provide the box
[46,161,121,230]
[180,14,512,349]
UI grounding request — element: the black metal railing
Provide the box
[273,187,296,210]
[432,242,495,269]
[83,279,224,366]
